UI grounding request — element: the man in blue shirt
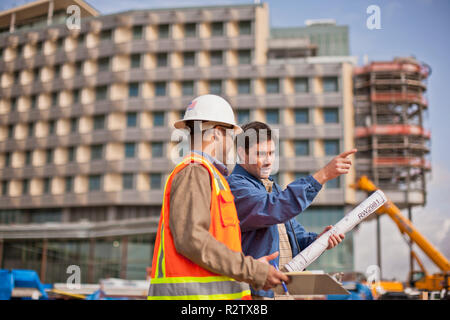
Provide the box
[227,121,357,298]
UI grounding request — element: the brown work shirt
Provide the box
[168,163,269,290]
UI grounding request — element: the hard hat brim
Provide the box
[174,119,242,134]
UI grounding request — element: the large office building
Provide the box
[0,0,356,284]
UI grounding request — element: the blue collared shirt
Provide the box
[227,164,322,297]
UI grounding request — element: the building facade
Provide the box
[0,1,356,283]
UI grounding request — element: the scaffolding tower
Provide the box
[353,57,431,278]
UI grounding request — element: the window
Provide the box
[10,98,17,112]
[327,177,340,189]
[182,81,194,96]
[153,112,165,127]
[210,51,223,65]
[238,50,251,65]
[68,147,76,162]
[130,54,141,68]
[183,52,195,66]
[209,80,222,95]
[294,109,309,124]
[132,25,143,40]
[43,178,51,194]
[184,23,196,37]
[22,179,29,195]
[96,86,107,101]
[323,77,338,92]
[4,153,10,167]
[150,173,162,190]
[152,142,163,158]
[34,68,40,81]
[7,125,14,139]
[123,173,134,190]
[56,38,64,50]
[89,175,101,191]
[324,139,340,156]
[125,143,136,158]
[237,79,251,94]
[295,172,309,180]
[98,57,109,72]
[54,65,60,78]
[13,71,20,84]
[155,82,166,96]
[295,77,309,93]
[46,149,53,164]
[294,140,309,156]
[30,95,37,109]
[51,92,58,106]
[93,115,105,130]
[28,123,34,137]
[157,52,168,67]
[237,110,250,124]
[75,61,83,76]
[65,176,73,192]
[48,120,55,135]
[91,144,103,160]
[25,151,32,166]
[129,82,139,97]
[77,34,85,46]
[238,21,252,35]
[266,109,279,124]
[73,89,80,104]
[36,41,43,52]
[158,24,169,38]
[324,108,339,123]
[100,29,112,41]
[266,78,279,94]
[70,118,78,133]
[127,112,137,128]
[2,181,8,196]
[211,22,224,36]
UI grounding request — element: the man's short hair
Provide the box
[237,121,273,154]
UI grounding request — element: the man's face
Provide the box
[242,139,275,179]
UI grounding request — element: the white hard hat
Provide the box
[174,94,242,134]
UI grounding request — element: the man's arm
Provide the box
[168,164,269,290]
[228,174,322,232]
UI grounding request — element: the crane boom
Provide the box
[354,176,450,273]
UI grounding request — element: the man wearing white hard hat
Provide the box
[148,94,288,300]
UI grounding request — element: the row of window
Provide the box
[3,77,339,112]
[0,138,340,170]
[0,20,253,59]
[0,170,341,197]
[0,108,339,143]
[0,173,164,196]
[1,141,165,168]
[3,49,254,83]
[1,112,165,138]
[0,108,339,142]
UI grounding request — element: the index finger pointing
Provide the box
[339,148,357,158]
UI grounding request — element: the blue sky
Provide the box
[2,0,449,281]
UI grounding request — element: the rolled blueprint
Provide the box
[284,190,387,272]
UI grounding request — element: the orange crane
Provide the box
[353,176,450,294]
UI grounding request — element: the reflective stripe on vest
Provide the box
[149,155,251,300]
[148,276,251,300]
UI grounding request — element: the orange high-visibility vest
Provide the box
[148,154,251,300]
